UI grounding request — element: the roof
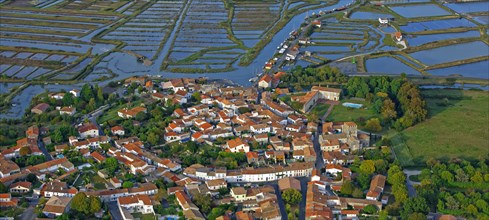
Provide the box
[118,194,152,206]
[43,196,72,214]
[91,151,106,162]
[227,138,247,149]
[32,103,49,112]
[278,177,301,191]
[311,86,342,94]
[231,187,246,195]
[9,181,32,189]
[259,74,272,83]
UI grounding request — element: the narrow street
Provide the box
[272,183,288,220]
[313,122,324,170]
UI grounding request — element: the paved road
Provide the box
[108,201,123,220]
[272,183,288,220]
[404,169,421,197]
[19,199,38,220]
[297,177,309,220]
[313,122,324,170]
[37,138,53,161]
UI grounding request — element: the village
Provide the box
[0,73,426,220]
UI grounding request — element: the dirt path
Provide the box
[320,100,339,121]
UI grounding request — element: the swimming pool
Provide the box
[343,102,363,108]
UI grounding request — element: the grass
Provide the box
[392,89,489,166]
[326,99,376,123]
[310,103,330,117]
[132,212,156,220]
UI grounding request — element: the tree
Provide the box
[194,193,212,214]
[466,204,478,216]
[360,160,376,175]
[282,188,302,205]
[105,157,118,174]
[381,98,397,121]
[26,173,38,183]
[147,132,158,146]
[52,129,63,144]
[0,182,6,193]
[122,182,133,188]
[87,98,97,112]
[471,171,484,183]
[408,212,426,220]
[440,171,454,183]
[71,192,90,215]
[96,86,104,104]
[363,204,378,214]
[393,184,408,204]
[89,196,102,214]
[19,147,31,156]
[80,84,94,102]
[191,92,201,103]
[62,92,74,106]
[365,118,382,132]
[352,188,364,198]
[340,180,354,195]
[401,197,429,219]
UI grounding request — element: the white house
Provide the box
[118,195,154,220]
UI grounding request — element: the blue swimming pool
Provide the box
[343,102,363,108]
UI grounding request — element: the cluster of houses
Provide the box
[30,89,80,115]
[0,76,387,219]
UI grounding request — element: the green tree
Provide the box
[89,196,102,214]
[381,98,397,121]
[193,193,212,214]
[360,160,376,175]
[408,212,426,220]
[71,192,90,215]
[147,132,159,146]
[282,188,302,205]
[393,184,408,204]
[87,98,97,112]
[96,86,104,104]
[363,204,378,214]
[340,180,354,195]
[471,171,484,183]
[0,182,7,193]
[191,92,202,103]
[365,118,382,132]
[80,84,94,102]
[105,157,118,174]
[466,204,478,216]
[52,129,63,144]
[352,188,364,198]
[62,92,74,106]
[401,197,429,219]
[122,182,133,188]
[440,171,454,183]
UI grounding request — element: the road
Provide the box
[313,121,324,170]
[297,177,309,220]
[37,138,53,161]
[272,183,288,220]
[19,198,38,220]
[108,201,123,220]
[403,169,421,197]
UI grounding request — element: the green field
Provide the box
[392,89,489,166]
[326,99,376,122]
[311,103,330,117]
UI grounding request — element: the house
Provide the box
[292,91,320,113]
[110,177,122,188]
[69,89,80,97]
[26,125,39,139]
[118,195,154,220]
[325,164,343,175]
[311,86,341,101]
[395,31,403,41]
[205,179,227,191]
[250,124,271,134]
[175,191,205,220]
[0,193,17,208]
[118,107,147,119]
[286,49,299,61]
[0,159,20,178]
[226,138,249,153]
[91,151,106,163]
[9,181,32,194]
[111,126,125,136]
[277,177,301,192]
[258,75,273,89]
[42,196,72,218]
[310,19,321,27]
[31,103,49,114]
[366,174,386,201]
[59,106,76,116]
[41,181,78,198]
[78,123,99,138]
[231,187,247,202]
[246,152,259,165]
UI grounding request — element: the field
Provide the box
[390,89,489,167]
[353,1,489,78]
[0,7,120,80]
[326,99,376,123]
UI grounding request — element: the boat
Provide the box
[249,77,258,82]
